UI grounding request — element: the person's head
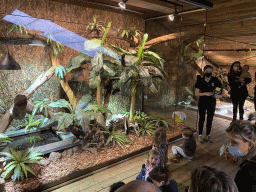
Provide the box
[242,64,249,72]
[226,120,256,158]
[110,181,125,192]
[149,166,169,187]
[148,149,161,167]
[116,180,161,192]
[182,127,194,139]
[229,61,242,74]
[189,166,239,192]
[153,128,167,147]
[203,65,213,78]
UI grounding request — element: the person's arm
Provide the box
[195,88,213,97]
[136,164,146,180]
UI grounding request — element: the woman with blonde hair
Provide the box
[226,120,256,192]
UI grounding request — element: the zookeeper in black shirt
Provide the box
[195,65,224,144]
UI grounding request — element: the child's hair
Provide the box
[149,166,169,183]
[190,166,238,192]
[243,65,249,70]
[109,181,125,192]
[148,148,161,159]
[153,128,167,147]
[181,127,193,138]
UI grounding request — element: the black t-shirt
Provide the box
[195,75,223,93]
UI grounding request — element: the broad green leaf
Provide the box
[49,99,73,112]
[148,83,158,94]
[13,165,21,182]
[92,52,103,68]
[89,71,101,88]
[103,62,116,76]
[66,53,88,72]
[137,33,148,61]
[75,94,92,110]
[75,110,91,132]
[57,113,74,130]
[20,163,27,177]
[111,45,131,55]
[3,164,16,179]
[125,55,139,66]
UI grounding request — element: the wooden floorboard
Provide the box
[52,113,241,192]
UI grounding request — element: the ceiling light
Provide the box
[119,0,128,9]
[28,35,45,46]
[0,53,21,70]
[168,14,175,21]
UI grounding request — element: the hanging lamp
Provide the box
[0,52,21,70]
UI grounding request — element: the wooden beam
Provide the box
[140,0,180,9]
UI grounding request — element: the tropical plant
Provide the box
[45,33,64,56]
[86,16,105,34]
[215,67,229,90]
[100,125,130,148]
[8,23,28,35]
[29,136,43,144]
[0,147,43,182]
[15,114,46,133]
[137,119,156,136]
[150,114,169,128]
[112,33,167,122]
[0,133,13,144]
[55,65,67,81]
[32,98,51,117]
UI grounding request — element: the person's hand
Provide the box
[215,94,222,99]
[204,92,213,96]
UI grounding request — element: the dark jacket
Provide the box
[228,72,251,99]
[136,164,153,182]
[235,156,256,192]
[159,179,178,192]
[180,136,197,157]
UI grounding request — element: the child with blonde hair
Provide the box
[152,128,168,167]
[136,148,161,181]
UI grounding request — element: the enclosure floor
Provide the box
[51,111,239,192]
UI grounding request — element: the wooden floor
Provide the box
[51,113,240,192]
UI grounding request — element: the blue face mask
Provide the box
[228,146,246,157]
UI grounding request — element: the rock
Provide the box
[72,146,80,154]
[81,147,97,154]
[13,183,23,192]
[62,148,74,158]
[39,159,50,167]
[48,152,62,163]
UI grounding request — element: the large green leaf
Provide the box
[148,83,158,94]
[111,45,131,55]
[125,55,139,66]
[49,99,73,112]
[91,52,103,68]
[55,65,66,81]
[75,110,91,131]
[101,21,112,45]
[103,62,116,76]
[57,113,74,130]
[66,53,88,72]
[89,70,101,88]
[143,66,164,77]
[137,33,148,62]
[75,94,92,110]
[143,51,165,68]
[138,66,152,87]
[120,69,135,83]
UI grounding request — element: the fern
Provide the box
[0,133,13,144]
[55,65,67,81]
[0,147,43,182]
[15,114,44,133]
[29,136,43,144]
[101,126,131,148]
[32,98,51,117]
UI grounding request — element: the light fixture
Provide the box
[28,35,45,46]
[119,0,128,9]
[0,52,21,70]
[168,14,175,21]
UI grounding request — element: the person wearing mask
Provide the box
[195,65,224,143]
[226,120,256,192]
[228,61,251,120]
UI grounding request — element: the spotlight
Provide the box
[119,0,128,9]
[168,14,175,21]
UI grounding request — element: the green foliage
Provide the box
[45,33,64,56]
[119,27,141,39]
[0,133,13,144]
[66,53,89,73]
[86,16,105,32]
[55,65,67,81]
[137,119,156,136]
[15,114,46,133]
[29,136,43,144]
[215,67,229,90]
[150,114,169,128]
[120,110,130,117]
[32,98,51,117]
[0,147,43,182]
[101,126,130,148]
[8,23,28,35]
[48,94,108,132]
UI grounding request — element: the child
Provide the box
[171,127,196,163]
[149,166,178,192]
[109,181,125,192]
[136,149,161,181]
[152,128,168,167]
[240,65,251,79]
